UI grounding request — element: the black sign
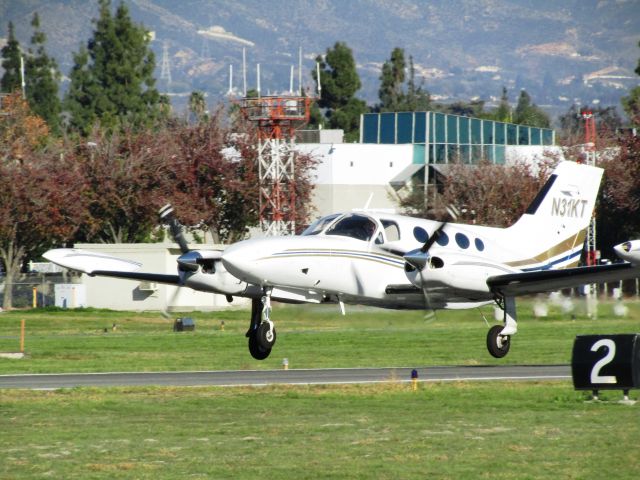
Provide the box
[571,334,640,390]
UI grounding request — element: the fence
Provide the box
[0,273,78,309]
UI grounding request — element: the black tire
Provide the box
[256,322,277,350]
[487,324,510,358]
[248,332,271,360]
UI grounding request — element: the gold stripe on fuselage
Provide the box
[505,230,586,269]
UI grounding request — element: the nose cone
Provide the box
[614,240,640,265]
[221,240,260,284]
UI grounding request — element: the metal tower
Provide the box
[160,41,172,89]
[240,95,312,236]
[582,109,597,267]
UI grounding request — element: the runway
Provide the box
[0,364,571,389]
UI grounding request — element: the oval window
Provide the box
[455,233,470,249]
[413,226,428,243]
[435,231,449,246]
[475,238,485,251]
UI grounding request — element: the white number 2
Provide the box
[590,339,617,384]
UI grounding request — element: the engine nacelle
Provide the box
[183,254,248,296]
[405,252,518,295]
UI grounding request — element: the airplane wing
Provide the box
[43,248,181,285]
[487,262,640,297]
[86,270,181,284]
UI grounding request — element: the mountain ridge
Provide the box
[0,0,638,119]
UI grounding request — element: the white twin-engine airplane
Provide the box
[45,161,640,361]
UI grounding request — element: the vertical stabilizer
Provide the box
[506,161,603,270]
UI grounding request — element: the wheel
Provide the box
[248,332,271,360]
[487,324,510,358]
[256,322,277,350]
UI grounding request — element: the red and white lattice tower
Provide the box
[581,109,598,267]
[241,96,312,236]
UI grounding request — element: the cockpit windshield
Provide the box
[301,214,340,236]
[325,214,378,242]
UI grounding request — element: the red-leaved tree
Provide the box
[0,151,87,308]
[400,158,557,227]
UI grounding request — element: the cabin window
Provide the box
[435,231,449,246]
[301,214,340,236]
[475,238,485,251]
[413,226,428,243]
[455,233,470,249]
[381,220,401,242]
[326,214,378,242]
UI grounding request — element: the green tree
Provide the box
[492,87,511,122]
[378,50,431,112]
[621,87,640,126]
[313,42,367,141]
[188,91,207,124]
[378,47,406,111]
[403,55,431,111]
[512,89,550,128]
[1,22,22,94]
[64,47,98,135]
[25,13,61,134]
[65,0,161,135]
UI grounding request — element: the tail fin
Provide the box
[506,161,603,271]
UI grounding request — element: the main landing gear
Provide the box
[487,295,518,359]
[247,290,277,360]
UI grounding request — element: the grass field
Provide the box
[1,383,638,479]
[1,299,639,479]
[0,299,639,373]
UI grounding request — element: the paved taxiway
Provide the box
[0,364,571,389]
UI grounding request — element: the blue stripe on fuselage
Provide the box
[520,248,582,272]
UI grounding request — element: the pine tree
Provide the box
[404,56,431,111]
[65,0,161,134]
[65,47,99,135]
[378,47,406,111]
[493,87,511,122]
[25,13,61,134]
[1,22,22,94]
[313,42,367,141]
[513,89,550,128]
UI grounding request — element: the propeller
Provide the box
[405,205,460,271]
[403,205,460,319]
[158,204,225,318]
[159,204,190,319]
[159,204,190,255]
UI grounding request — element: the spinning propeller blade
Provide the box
[410,205,460,320]
[159,204,190,319]
[159,204,190,255]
